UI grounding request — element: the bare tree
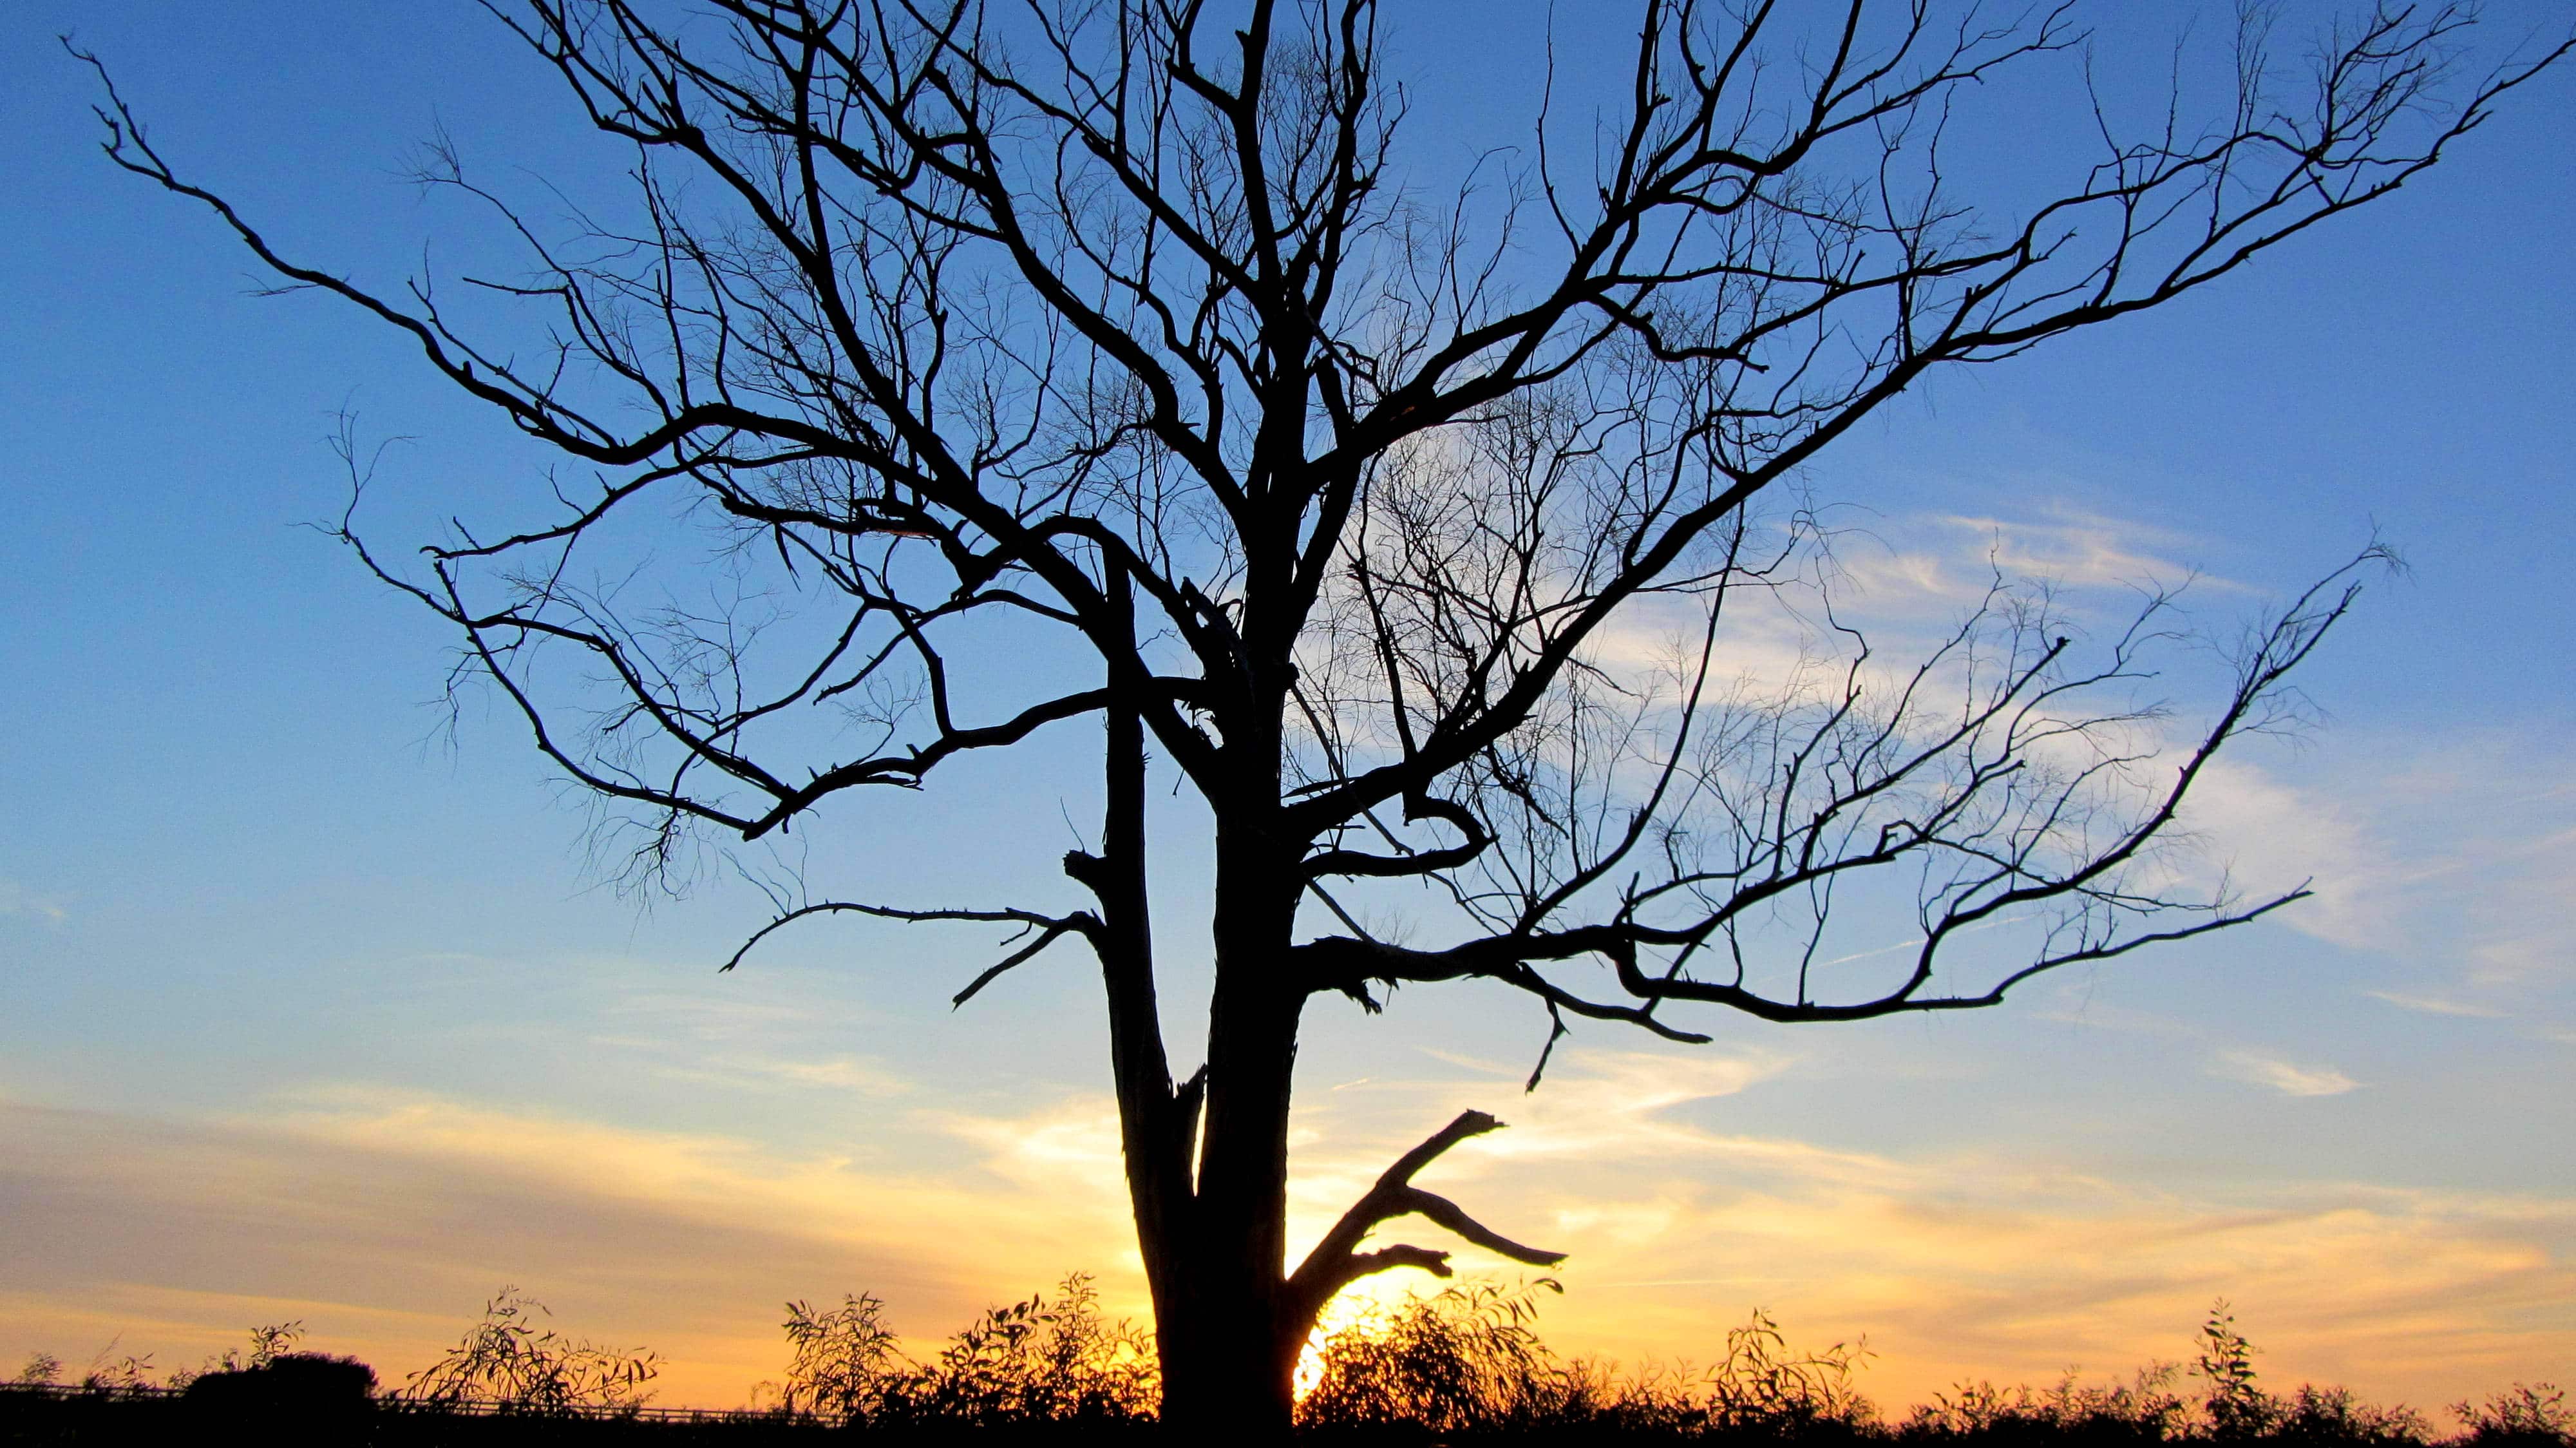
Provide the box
[80,0,2565,1430]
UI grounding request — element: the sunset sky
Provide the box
[3,0,2571,1416]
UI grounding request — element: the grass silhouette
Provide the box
[3,1277,2568,1445]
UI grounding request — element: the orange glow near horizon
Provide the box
[5,1083,2570,1418]
[1292,1273,1433,1403]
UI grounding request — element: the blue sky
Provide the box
[3,0,2571,1411]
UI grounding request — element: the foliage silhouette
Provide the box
[3,1284,2573,1446]
[2264,1387,2439,1448]
[768,1272,1157,1429]
[772,1290,905,1421]
[1904,1363,2192,1448]
[74,1344,156,1393]
[402,1286,663,1415]
[2452,1386,2574,1448]
[2197,1303,2273,1440]
[163,1317,306,1390]
[1298,1279,1566,1434]
[181,1351,379,1432]
[1294,1282,1881,1442]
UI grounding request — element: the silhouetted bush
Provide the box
[184,1351,378,1429]
[2266,1386,2439,1448]
[1291,1280,1884,1443]
[166,1319,310,1389]
[2450,1385,2573,1448]
[1889,1306,2458,1448]
[759,1272,1156,1433]
[8,1284,2568,1447]
[402,1286,663,1415]
[1298,1280,1562,1434]
[1900,1366,2197,1448]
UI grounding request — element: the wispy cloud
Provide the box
[610,1049,914,1098]
[2214,1051,2360,1098]
[1587,496,2250,705]
[2163,725,2576,1016]
[1824,503,2242,613]
[2467,937,2569,989]
[2363,990,2504,1019]
[0,880,68,924]
[1935,508,2243,593]
[2172,757,2396,949]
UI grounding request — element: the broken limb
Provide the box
[1287,1110,1565,1324]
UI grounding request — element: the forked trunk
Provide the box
[1092,653,1316,1433]
[1127,1039,1302,1433]
[1147,824,1310,1435]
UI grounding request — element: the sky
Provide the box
[3,0,2571,1416]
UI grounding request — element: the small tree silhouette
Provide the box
[167,1319,305,1389]
[400,1286,659,1415]
[889,1272,1159,1425]
[75,1343,154,1394]
[1702,1308,1876,1433]
[1298,1280,1563,1433]
[2452,1384,2573,1448]
[768,1272,1157,1427]
[774,1291,905,1421]
[2195,1301,2277,1440]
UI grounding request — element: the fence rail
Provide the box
[0,1381,794,1425]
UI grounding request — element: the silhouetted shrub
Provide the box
[1696,1306,1877,1437]
[1902,1365,2199,1448]
[2451,1385,2573,1448]
[1298,1280,1562,1434]
[753,1272,1157,1433]
[2195,1302,2278,1442]
[902,1273,1158,1426]
[184,1351,377,1429]
[2267,1386,2435,1448]
[75,1346,156,1393]
[1294,1280,1877,1442]
[1890,1309,2455,1448]
[165,1318,307,1390]
[401,1286,662,1414]
[772,1290,907,1421]
[1,1279,2555,1447]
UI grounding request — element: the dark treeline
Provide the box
[3,1277,2566,1445]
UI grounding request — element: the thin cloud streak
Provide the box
[0,879,69,924]
[2364,991,2505,1019]
[1827,504,2248,609]
[2212,1052,2362,1098]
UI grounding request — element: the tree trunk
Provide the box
[1090,630,1313,1433]
[1088,593,1229,1427]
[1151,817,1307,1435]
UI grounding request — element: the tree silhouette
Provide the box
[80,1,2566,1431]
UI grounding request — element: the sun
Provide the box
[1291,1276,1424,1403]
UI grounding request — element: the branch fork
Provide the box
[1287,1109,1565,1324]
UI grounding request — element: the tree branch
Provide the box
[1287,1110,1564,1322]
